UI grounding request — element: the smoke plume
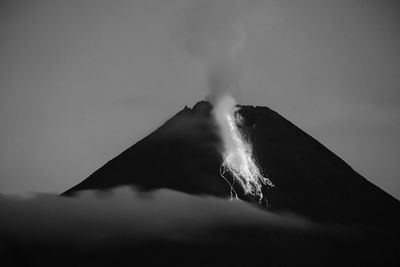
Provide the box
[183,0,251,102]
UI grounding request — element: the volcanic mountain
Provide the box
[63,101,400,228]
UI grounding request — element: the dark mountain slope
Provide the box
[63,101,229,197]
[63,101,400,227]
[239,105,400,227]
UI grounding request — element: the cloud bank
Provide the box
[0,186,396,266]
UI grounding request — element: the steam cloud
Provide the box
[183,0,252,102]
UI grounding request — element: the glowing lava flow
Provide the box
[214,95,274,203]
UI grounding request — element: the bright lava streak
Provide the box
[215,95,274,203]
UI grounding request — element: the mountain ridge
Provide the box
[62,100,400,227]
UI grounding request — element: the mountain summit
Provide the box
[63,101,400,227]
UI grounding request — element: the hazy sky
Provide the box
[0,0,399,199]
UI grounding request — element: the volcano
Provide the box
[63,101,400,227]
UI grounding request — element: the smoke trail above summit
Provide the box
[182,0,251,102]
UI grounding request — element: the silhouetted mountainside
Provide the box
[63,101,400,227]
[63,101,228,197]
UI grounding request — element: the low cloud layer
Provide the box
[0,187,313,244]
[1,186,397,266]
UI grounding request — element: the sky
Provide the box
[0,0,399,199]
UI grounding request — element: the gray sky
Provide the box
[0,0,399,199]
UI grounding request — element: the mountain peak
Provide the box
[192,100,213,112]
[63,100,400,227]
